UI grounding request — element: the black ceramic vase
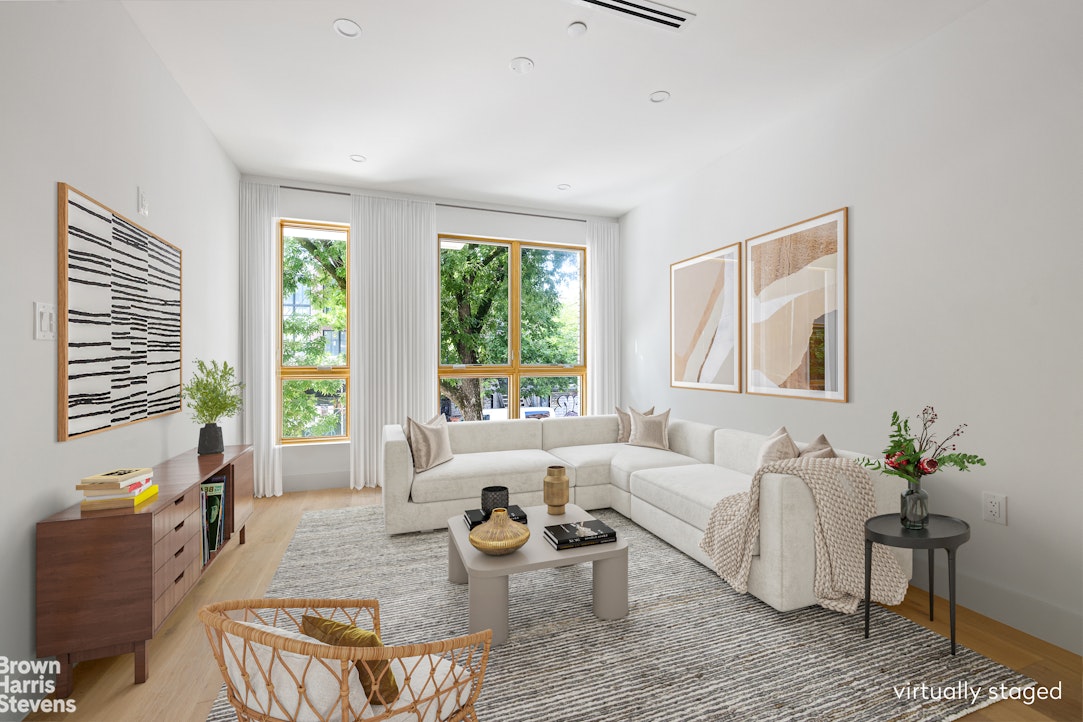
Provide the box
[481,485,509,520]
[198,423,224,455]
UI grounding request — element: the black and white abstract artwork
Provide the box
[58,184,182,440]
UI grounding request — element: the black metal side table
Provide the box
[864,513,971,655]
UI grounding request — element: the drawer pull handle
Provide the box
[174,520,184,532]
[174,545,184,558]
[174,571,184,584]
[174,495,185,505]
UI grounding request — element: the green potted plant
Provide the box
[181,359,244,455]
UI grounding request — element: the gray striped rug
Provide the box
[206,506,1031,721]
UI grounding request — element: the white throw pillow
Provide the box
[615,405,655,443]
[758,426,799,467]
[628,408,670,450]
[222,621,369,722]
[800,434,837,459]
[406,414,454,473]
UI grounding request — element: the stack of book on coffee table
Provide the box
[463,505,528,529]
[544,518,617,550]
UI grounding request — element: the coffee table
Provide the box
[447,503,628,644]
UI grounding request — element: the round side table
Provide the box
[864,513,970,655]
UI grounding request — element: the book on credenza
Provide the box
[543,519,617,549]
[463,505,528,530]
[80,484,159,511]
[80,477,154,498]
[77,467,153,490]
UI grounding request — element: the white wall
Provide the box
[621,0,1082,653]
[0,0,240,704]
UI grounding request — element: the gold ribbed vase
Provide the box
[543,465,569,515]
[468,508,530,556]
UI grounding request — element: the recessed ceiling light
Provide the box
[509,57,535,74]
[332,18,361,39]
[349,154,367,163]
[649,90,671,103]
[567,21,588,37]
[556,184,572,191]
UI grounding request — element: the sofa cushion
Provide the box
[628,408,670,450]
[630,464,752,532]
[542,415,619,450]
[446,419,543,454]
[548,443,626,487]
[713,429,768,475]
[609,446,700,492]
[666,419,718,464]
[409,449,560,503]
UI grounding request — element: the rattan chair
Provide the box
[199,598,491,722]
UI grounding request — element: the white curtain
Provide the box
[350,194,437,488]
[239,181,283,497]
[586,220,621,414]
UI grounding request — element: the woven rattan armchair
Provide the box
[199,598,491,722]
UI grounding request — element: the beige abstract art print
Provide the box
[670,243,741,392]
[744,208,847,402]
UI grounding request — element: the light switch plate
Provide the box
[34,301,57,340]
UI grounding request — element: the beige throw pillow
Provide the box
[406,414,454,473]
[628,408,670,450]
[616,405,655,443]
[758,426,800,467]
[800,434,837,459]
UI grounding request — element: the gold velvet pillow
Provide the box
[615,406,655,443]
[758,426,800,467]
[301,615,400,705]
[800,434,837,459]
[628,408,670,450]
[406,414,454,473]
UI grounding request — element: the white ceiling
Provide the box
[122,0,986,217]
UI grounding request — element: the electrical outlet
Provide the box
[982,491,1006,525]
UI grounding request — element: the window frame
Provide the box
[278,218,350,444]
[437,233,587,420]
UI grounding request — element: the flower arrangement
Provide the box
[863,406,985,485]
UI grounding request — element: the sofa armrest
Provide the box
[382,424,415,534]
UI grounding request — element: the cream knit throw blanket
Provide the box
[699,457,908,613]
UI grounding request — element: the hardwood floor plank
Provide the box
[27,488,1080,722]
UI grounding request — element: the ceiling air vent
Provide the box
[574,0,694,31]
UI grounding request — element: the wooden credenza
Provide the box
[35,445,254,697]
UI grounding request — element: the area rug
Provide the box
[207,506,1032,722]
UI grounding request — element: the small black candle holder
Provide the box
[480,485,509,520]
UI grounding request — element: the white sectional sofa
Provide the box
[381,414,911,613]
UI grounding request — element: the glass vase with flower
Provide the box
[863,406,985,530]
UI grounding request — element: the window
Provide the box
[439,235,585,421]
[279,220,349,442]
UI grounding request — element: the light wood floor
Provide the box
[28,488,1081,722]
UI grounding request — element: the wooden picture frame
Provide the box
[670,242,741,393]
[58,183,183,440]
[744,208,847,402]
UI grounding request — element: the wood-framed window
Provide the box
[438,234,586,422]
[278,219,349,443]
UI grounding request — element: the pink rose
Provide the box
[918,457,939,475]
[885,451,905,469]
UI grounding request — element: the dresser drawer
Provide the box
[153,555,201,630]
[153,489,200,541]
[152,509,200,571]
[153,536,201,600]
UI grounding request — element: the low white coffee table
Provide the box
[447,504,628,644]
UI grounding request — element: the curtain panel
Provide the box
[350,195,438,488]
[586,220,621,415]
[239,181,283,497]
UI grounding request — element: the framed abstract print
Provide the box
[670,242,741,392]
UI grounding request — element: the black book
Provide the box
[543,519,617,549]
[463,505,528,530]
